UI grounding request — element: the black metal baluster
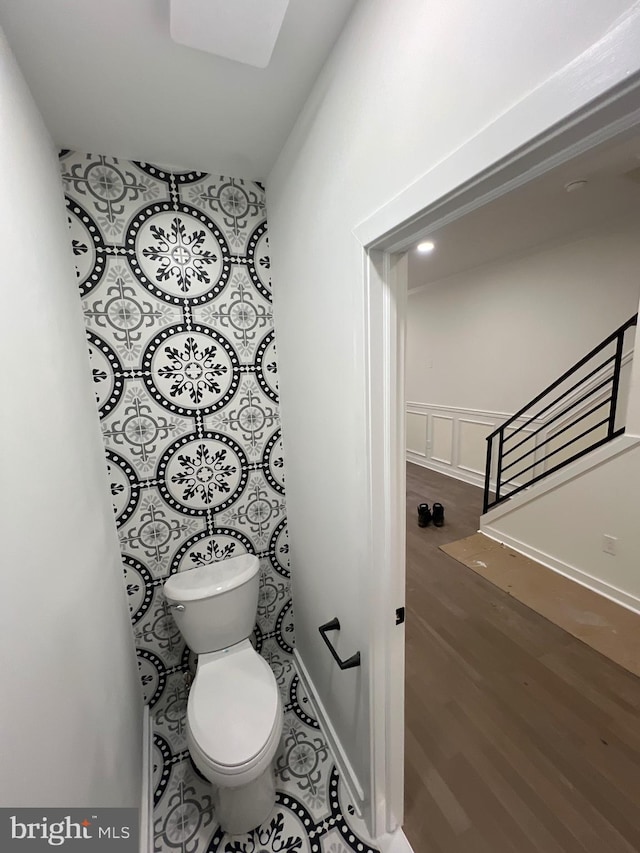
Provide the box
[495,427,505,504]
[482,314,637,514]
[483,434,494,513]
[608,329,625,438]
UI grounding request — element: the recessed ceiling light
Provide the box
[417,241,435,253]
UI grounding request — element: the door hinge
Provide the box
[395,606,405,625]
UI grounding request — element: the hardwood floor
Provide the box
[404,463,640,853]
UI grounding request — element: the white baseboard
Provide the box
[293,649,365,814]
[140,705,153,853]
[376,828,415,853]
[480,526,640,616]
[407,453,485,489]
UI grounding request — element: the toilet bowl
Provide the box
[186,640,283,833]
[186,639,283,787]
[163,555,283,834]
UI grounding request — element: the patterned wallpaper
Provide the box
[60,151,294,709]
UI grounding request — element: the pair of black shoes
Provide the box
[417,502,444,528]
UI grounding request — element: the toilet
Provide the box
[163,554,283,834]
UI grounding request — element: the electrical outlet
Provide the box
[602,534,617,556]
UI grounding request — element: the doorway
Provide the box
[400,126,640,850]
[357,64,640,845]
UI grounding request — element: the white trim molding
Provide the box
[430,414,454,465]
[407,344,635,493]
[295,650,415,851]
[481,434,640,615]
[376,829,416,853]
[481,527,640,616]
[294,650,365,811]
[140,705,153,853]
[405,402,545,489]
[361,249,407,837]
[354,10,640,254]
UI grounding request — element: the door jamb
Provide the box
[362,248,408,835]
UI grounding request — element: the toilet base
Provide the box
[213,763,276,835]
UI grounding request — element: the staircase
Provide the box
[483,314,638,513]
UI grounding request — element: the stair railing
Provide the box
[483,313,638,513]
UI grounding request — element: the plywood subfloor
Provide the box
[405,463,640,853]
[441,532,640,678]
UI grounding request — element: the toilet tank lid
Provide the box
[164,554,259,601]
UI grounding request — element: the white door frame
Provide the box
[362,247,408,836]
[354,8,640,838]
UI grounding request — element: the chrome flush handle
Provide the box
[169,603,185,612]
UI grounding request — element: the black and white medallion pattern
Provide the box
[62,150,292,714]
[151,650,380,853]
[64,152,376,853]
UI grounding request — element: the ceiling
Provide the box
[0,0,357,177]
[409,129,640,292]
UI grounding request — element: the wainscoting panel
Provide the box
[431,415,453,465]
[406,348,635,492]
[406,412,427,456]
[458,418,493,477]
[406,402,544,489]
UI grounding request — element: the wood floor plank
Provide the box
[404,463,640,853]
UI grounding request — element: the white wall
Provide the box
[0,27,143,807]
[482,437,640,611]
[406,220,640,413]
[266,0,640,814]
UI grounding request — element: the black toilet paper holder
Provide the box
[318,617,361,670]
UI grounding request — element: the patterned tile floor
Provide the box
[152,651,381,853]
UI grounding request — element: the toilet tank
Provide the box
[163,554,260,654]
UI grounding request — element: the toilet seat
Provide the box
[186,641,283,788]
